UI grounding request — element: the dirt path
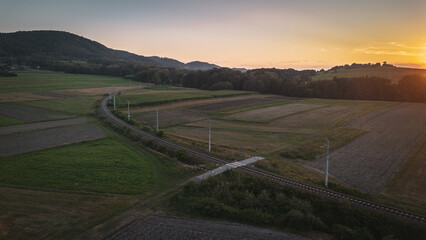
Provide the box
[305,103,426,193]
[0,124,106,157]
[106,214,310,240]
[0,117,88,135]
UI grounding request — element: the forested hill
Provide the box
[0,30,219,70]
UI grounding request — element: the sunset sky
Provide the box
[1,0,425,70]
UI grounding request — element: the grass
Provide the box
[279,127,366,161]
[22,96,101,115]
[116,89,253,108]
[0,137,190,195]
[0,71,137,93]
[0,115,23,127]
[145,85,175,90]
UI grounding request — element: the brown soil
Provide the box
[0,124,106,157]
[106,214,311,240]
[305,103,426,193]
[135,109,207,127]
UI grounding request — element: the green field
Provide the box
[0,137,191,195]
[116,89,253,108]
[313,66,426,83]
[23,96,101,115]
[0,71,138,124]
[0,71,137,93]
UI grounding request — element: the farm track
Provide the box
[100,92,426,224]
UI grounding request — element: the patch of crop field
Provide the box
[135,109,207,127]
[0,187,136,240]
[313,66,426,83]
[269,99,396,128]
[0,117,88,136]
[189,97,275,112]
[383,137,426,206]
[166,124,307,159]
[0,92,54,103]
[184,119,313,135]
[0,71,137,93]
[22,96,101,115]
[55,85,143,96]
[0,124,106,157]
[116,89,253,108]
[0,137,192,194]
[227,103,327,123]
[130,94,257,114]
[0,103,70,122]
[145,85,180,90]
[0,115,23,127]
[305,103,426,193]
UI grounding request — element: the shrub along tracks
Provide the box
[100,91,426,224]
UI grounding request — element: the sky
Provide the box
[0,0,425,70]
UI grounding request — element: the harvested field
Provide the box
[0,103,70,122]
[0,124,106,157]
[0,92,53,103]
[228,103,326,122]
[0,187,134,240]
[189,97,275,112]
[305,103,426,193]
[135,109,206,127]
[0,117,88,135]
[185,119,313,135]
[271,105,354,128]
[107,214,309,240]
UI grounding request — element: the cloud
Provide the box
[354,42,425,57]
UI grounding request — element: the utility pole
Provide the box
[156,109,159,132]
[127,100,130,121]
[208,118,211,152]
[325,138,330,188]
[109,88,111,101]
[113,95,116,110]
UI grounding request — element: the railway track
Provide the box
[100,93,426,224]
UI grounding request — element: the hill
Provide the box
[314,63,426,83]
[0,30,219,70]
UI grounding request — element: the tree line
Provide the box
[180,68,426,103]
[3,58,425,103]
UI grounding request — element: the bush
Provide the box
[175,149,186,162]
[156,130,164,137]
